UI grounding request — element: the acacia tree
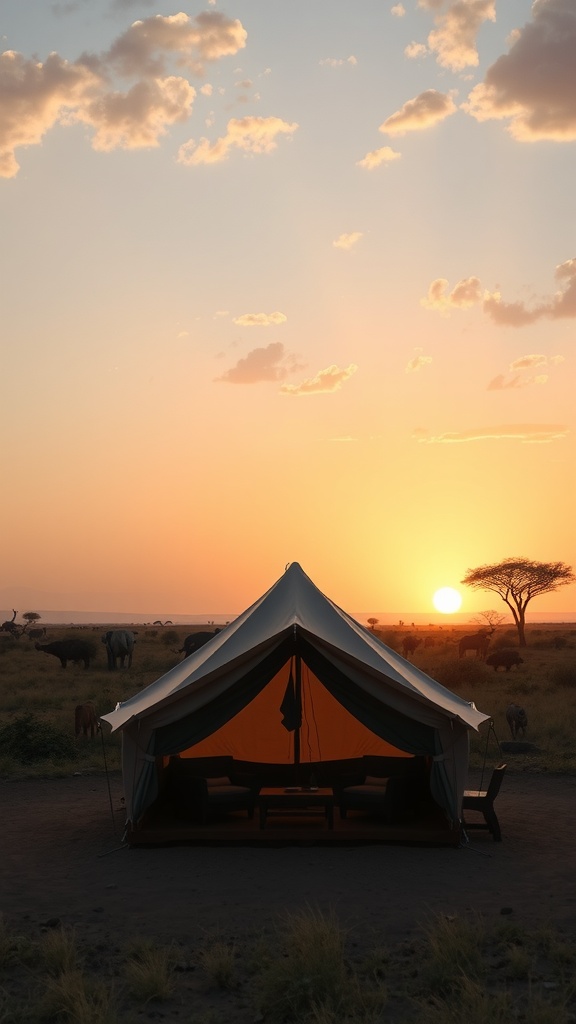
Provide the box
[20,611,41,636]
[472,609,507,630]
[461,558,575,647]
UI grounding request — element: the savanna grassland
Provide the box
[2,622,576,1023]
[3,901,576,1024]
[1,620,575,778]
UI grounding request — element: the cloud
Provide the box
[319,56,357,68]
[356,146,400,169]
[419,424,569,443]
[215,342,298,383]
[422,259,576,323]
[0,12,248,177]
[510,354,547,371]
[486,374,523,390]
[0,51,103,177]
[406,350,433,372]
[405,42,428,59]
[426,0,496,71]
[177,114,298,165]
[484,258,576,324]
[232,311,287,327]
[421,275,482,312]
[107,12,247,78]
[333,231,363,250]
[463,0,576,141]
[75,75,195,150]
[380,89,457,135]
[279,364,358,395]
[487,353,561,390]
[391,4,406,16]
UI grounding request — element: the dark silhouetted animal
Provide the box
[35,639,93,668]
[486,650,523,672]
[505,703,528,738]
[102,629,135,670]
[1,609,19,635]
[458,631,491,659]
[402,635,421,659]
[179,629,221,659]
[28,628,47,640]
[75,701,98,737]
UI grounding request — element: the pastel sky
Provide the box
[1,0,575,618]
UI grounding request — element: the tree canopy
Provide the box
[461,558,575,647]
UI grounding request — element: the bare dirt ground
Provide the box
[3,769,576,950]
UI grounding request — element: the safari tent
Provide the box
[101,563,489,837]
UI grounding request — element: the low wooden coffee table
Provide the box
[258,787,334,829]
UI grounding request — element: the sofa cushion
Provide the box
[364,775,387,787]
[206,784,253,802]
[206,776,232,787]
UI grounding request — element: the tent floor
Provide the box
[128,807,460,847]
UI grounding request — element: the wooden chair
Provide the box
[462,763,507,841]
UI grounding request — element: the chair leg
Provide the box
[484,808,501,841]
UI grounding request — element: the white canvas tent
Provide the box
[102,563,489,829]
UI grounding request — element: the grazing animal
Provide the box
[402,635,421,659]
[506,703,528,738]
[179,629,221,659]
[75,701,98,737]
[35,639,93,668]
[28,628,46,640]
[102,629,135,670]
[486,650,524,672]
[458,631,491,660]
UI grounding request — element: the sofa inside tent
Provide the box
[101,563,489,844]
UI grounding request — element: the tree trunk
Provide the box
[517,610,527,647]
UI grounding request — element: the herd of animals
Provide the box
[400,629,524,671]
[2,615,529,740]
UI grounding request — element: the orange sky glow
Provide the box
[1,1,575,621]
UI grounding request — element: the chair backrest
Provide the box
[486,763,507,801]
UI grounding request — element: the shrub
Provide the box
[0,713,77,764]
[256,906,351,1022]
[196,940,239,990]
[124,941,175,1002]
[161,631,179,647]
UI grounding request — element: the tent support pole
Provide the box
[294,651,301,766]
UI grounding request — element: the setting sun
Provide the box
[433,588,463,614]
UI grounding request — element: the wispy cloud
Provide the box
[232,311,287,327]
[406,349,432,372]
[279,364,358,395]
[422,259,576,324]
[333,232,363,251]
[380,89,457,135]
[356,146,400,169]
[418,424,569,444]
[487,354,563,390]
[319,56,357,68]
[391,4,406,17]
[177,115,298,165]
[215,342,302,384]
[463,0,576,141]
